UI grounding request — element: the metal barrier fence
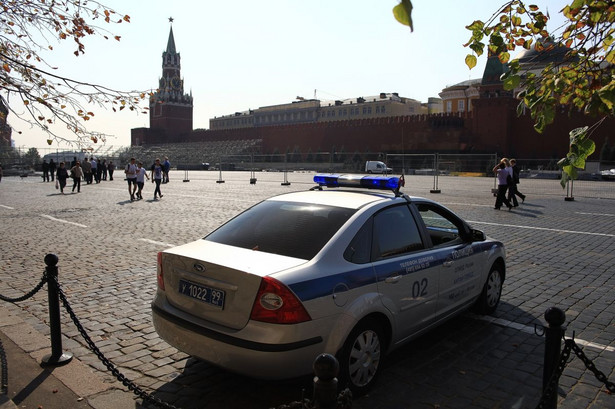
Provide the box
[3,146,614,199]
[1,255,614,409]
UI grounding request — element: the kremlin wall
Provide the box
[131,27,615,164]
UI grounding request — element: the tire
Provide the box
[476,265,503,315]
[337,319,385,395]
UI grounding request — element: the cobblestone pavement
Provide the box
[0,171,614,409]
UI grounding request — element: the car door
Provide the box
[414,203,485,319]
[371,204,439,341]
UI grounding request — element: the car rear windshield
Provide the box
[205,200,356,260]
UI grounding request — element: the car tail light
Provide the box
[157,252,165,291]
[250,276,311,324]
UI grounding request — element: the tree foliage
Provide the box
[461,1,615,185]
[0,0,148,147]
[464,0,615,133]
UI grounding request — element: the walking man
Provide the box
[162,156,170,183]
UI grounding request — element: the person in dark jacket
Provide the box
[56,162,69,194]
[507,158,526,205]
[49,159,56,181]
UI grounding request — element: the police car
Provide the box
[151,174,505,394]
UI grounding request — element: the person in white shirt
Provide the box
[135,162,149,200]
[124,157,138,201]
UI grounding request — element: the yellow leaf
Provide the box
[392,0,414,32]
[465,54,477,69]
[2,63,10,72]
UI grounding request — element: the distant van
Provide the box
[365,160,393,174]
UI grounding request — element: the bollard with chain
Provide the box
[542,307,566,409]
[312,353,339,409]
[41,254,73,366]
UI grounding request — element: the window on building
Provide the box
[458,100,465,112]
[446,101,452,113]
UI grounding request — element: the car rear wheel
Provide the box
[476,265,503,314]
[338,319,385,395]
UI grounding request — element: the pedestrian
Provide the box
[91,157,99,183]
[125,157,138,201]
[42,159,50,182]
[493,160,513,210]
[70,161,83,193]
[135,161,149,200]
[82,157,92,184]
[162,156,170,183]
[56,161,69,194]
[151,158,164,200]
[49,159,56,181]
[70,156,77,169]
[508,158,526,205]
[101,159,108,181]
[108,161,115,181]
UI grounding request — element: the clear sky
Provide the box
[8,0,570,151]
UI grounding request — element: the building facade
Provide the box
[208,93,426,131]
[0,96,12,148]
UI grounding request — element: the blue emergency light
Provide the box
[313,174,401,190]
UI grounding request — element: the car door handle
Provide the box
[385,275,401,284]
[443,260,454,268]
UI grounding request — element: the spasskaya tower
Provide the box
[147,18,193,142]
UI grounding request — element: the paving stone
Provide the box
[1,173,614,409]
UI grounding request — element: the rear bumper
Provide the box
[151,299,324,379]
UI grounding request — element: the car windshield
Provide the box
[205,200,356,260]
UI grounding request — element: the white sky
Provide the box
[7,0,570,151]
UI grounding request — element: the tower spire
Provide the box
[166,17,176,54]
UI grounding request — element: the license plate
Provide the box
[178,279,225,308]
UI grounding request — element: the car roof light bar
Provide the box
[313,173,401,191]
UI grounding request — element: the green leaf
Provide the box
[503,74,521,91]
[393,0,413,32]
[466,20,485,31]
[465,54,477,70]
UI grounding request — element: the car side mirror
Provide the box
[471,229,486,242]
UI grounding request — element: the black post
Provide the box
[41,254,73,366]
[312,353,339,409]
[542,307,566,409]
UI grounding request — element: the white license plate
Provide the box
[178,279,225,308]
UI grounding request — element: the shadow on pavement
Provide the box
[141,304,543,409]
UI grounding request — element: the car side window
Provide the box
[416,204,464,247]
[372,205,424,260]
[344,218,373,264]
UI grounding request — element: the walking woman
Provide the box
[56,162,69,194]
[70,161,83,193]
[151,158,164,200]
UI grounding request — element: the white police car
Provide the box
[152,174,505,394]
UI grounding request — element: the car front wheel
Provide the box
[476,265,503,314]
[338,319,385,395]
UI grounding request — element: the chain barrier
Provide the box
[0,337,7,396]
[535,336,614,409]
[568,338,615,393]
[52,276,180,409]
[0,271,47,303]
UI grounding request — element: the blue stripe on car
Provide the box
[289,241,503,302]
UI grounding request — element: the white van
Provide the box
[365,160,393,174]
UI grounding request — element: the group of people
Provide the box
[493,157,527,210]
[41,159,57,182]
[123,156,170,201]
[77,157,114,184]
[52,156,116,194]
